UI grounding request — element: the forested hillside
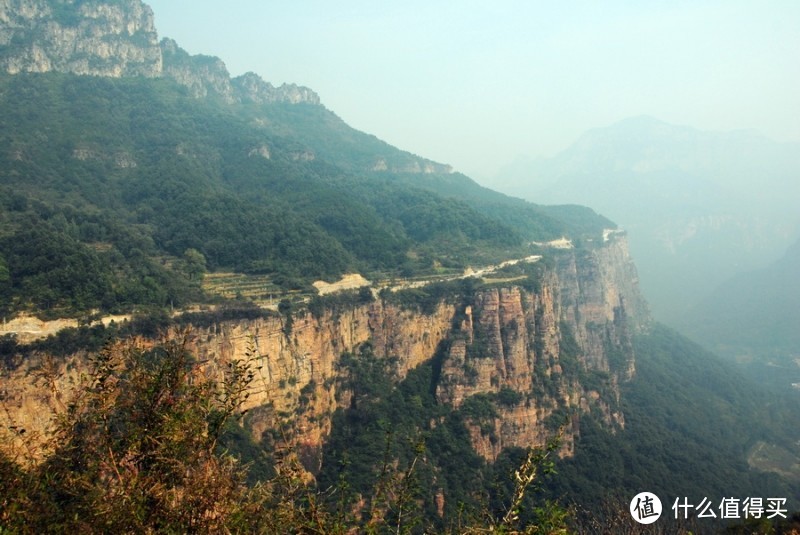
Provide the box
[0,72,609,318]
[548,326,800,509]
[678,237,800,388]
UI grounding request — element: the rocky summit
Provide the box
[0,0,320,104]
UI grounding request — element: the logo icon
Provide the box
[630,492,662,524]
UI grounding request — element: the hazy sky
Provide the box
[145,1,800,182]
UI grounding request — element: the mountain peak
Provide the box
[160,37,236,102]
[0,0,321,105]
[610,114,670,129]
[0,0,162,77]
[232,71,320,106]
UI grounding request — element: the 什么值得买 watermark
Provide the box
[629,493,788,524]
[671,496,788,520]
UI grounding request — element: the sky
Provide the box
[144,0,800,183]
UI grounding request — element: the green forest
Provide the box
[549,326,800,510]
[0,72,610,319]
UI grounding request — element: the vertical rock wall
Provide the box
[0,0,162,77]
[0,237,648,466]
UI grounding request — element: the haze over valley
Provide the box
[495,116,800,321]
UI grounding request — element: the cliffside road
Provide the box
[264,254,544,309]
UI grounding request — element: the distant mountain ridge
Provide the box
[496,116,800,321]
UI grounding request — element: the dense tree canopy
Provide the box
[0,71,611,318]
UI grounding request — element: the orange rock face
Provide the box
[1,237,648,467]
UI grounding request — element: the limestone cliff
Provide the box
[0,0,162,77]
[554,232,649,380]
[0,0,321,105]
[232,71,321,106]
[435,235,645,461]
[0,237,647,469]
[160,37,235,102]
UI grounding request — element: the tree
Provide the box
[0,254,9,299]
[0,330,263,532]
[181,247,207,281]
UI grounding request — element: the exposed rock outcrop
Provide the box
[0,0,321,106]
[554,232,649,381]
[371,156,453,174]
[0,0,162,77]
[232,71,321,105]
[435,244,640,461]
[1,237,647,468]
[160,37,235,102]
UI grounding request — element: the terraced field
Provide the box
[202,272,284,303]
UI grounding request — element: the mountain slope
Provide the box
[678,237,800,388]
[0,0,622,319]
[227,94,613,242]
[0,71,609,317]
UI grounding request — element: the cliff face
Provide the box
[371,156,454,174]
[0,0,321,105]
[188,300,458,469]
[0,0,161,77]
[436,284,568,460]
[159,37,235,102]
[0,238,647,468]
[555,233,649,380]
[434,235,644,461]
